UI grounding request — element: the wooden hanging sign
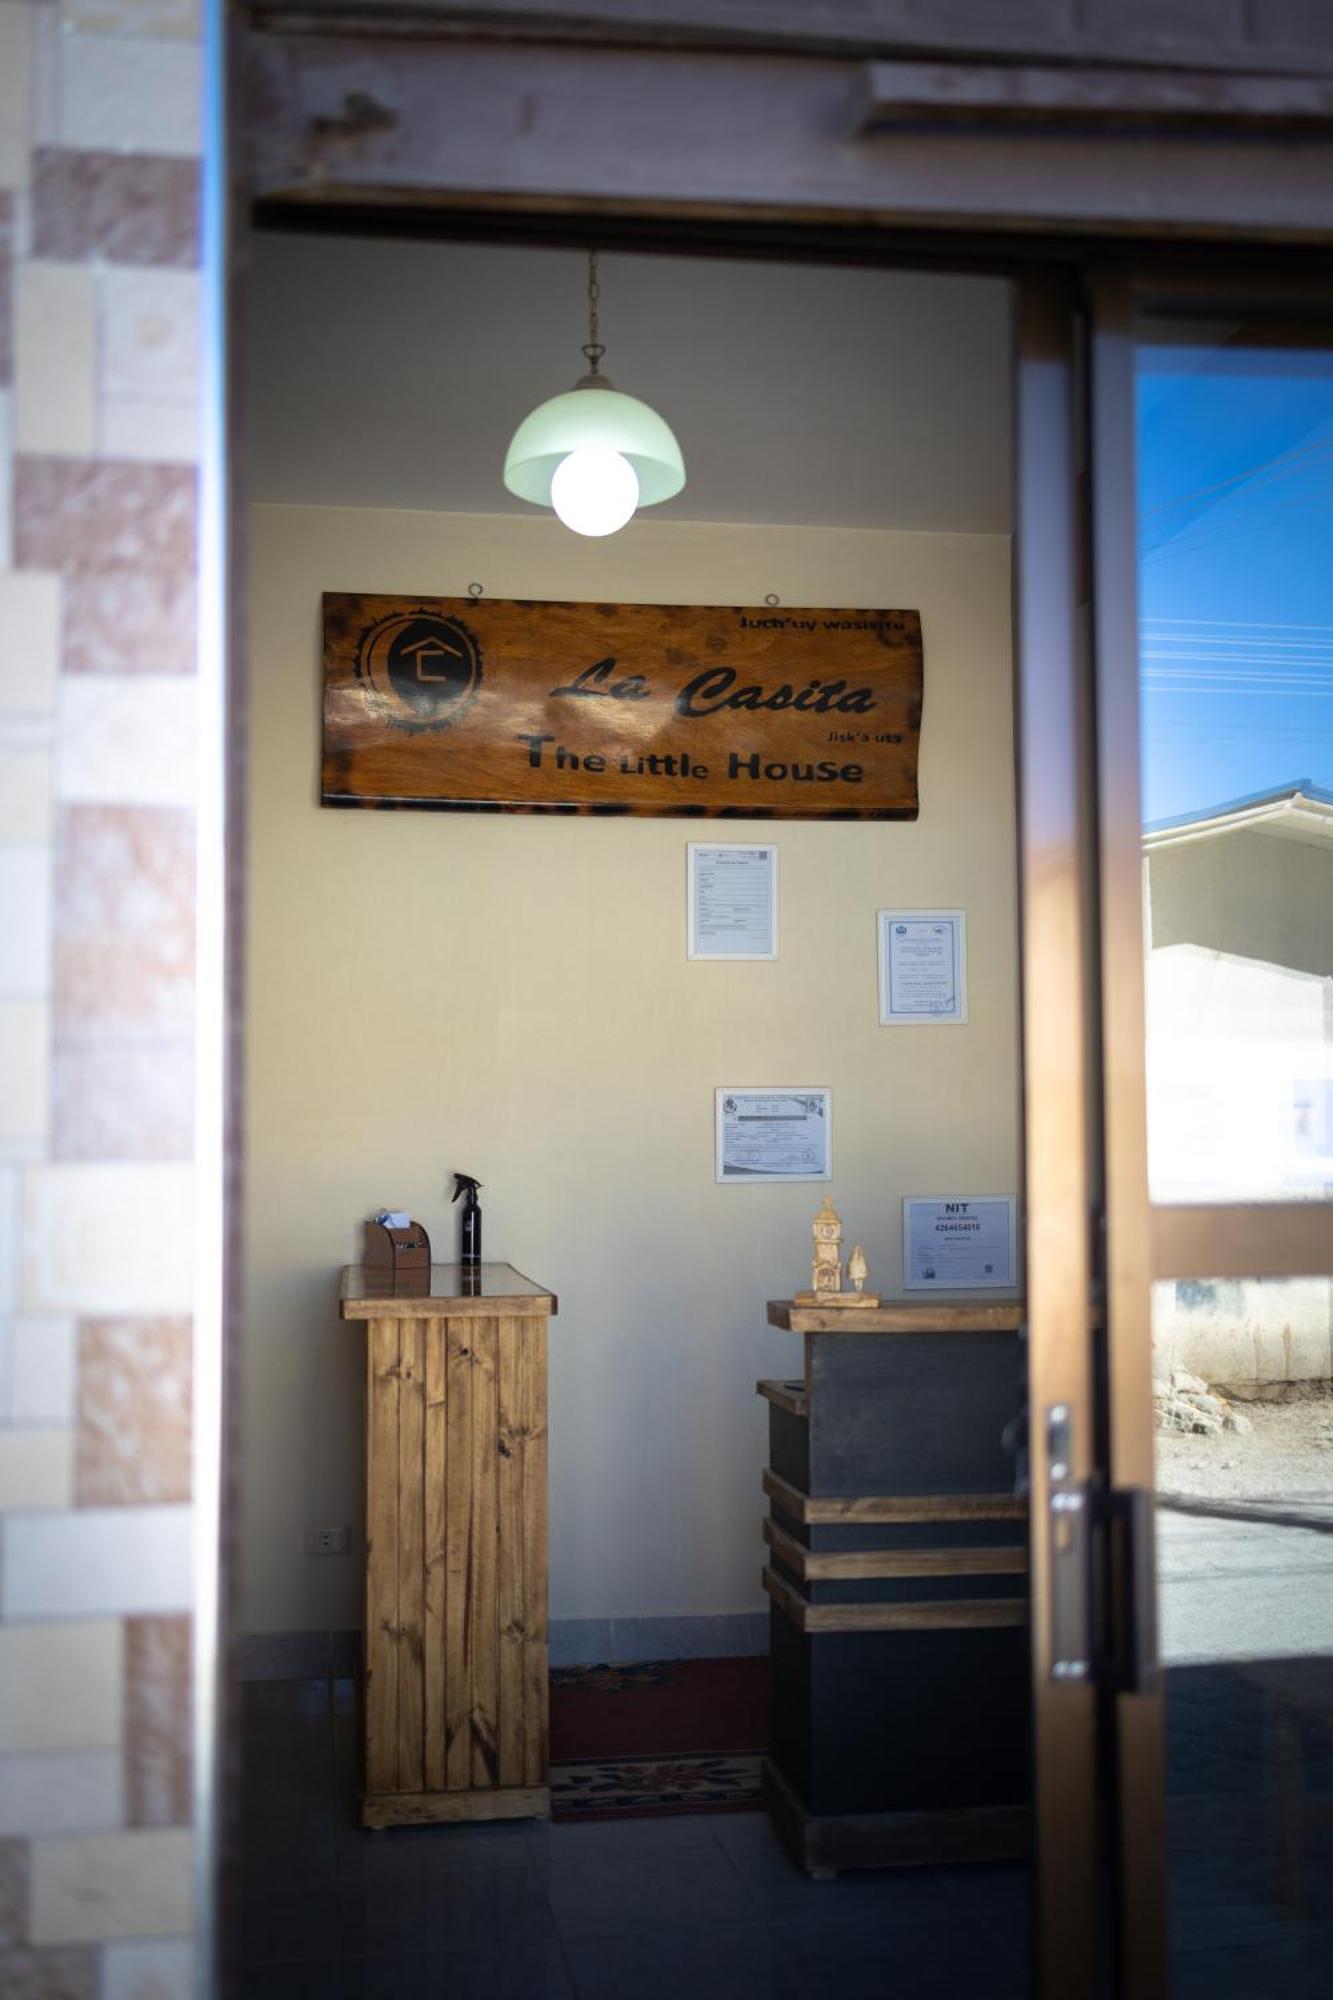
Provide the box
[321,593,923,819]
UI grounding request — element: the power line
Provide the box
[1136,636,1328,652]
[1143,445,1333,544]
[1136,664,1328,680]
[1144,618,1333,632]
[1144,480,1333,565]
[1140,432,1333,521]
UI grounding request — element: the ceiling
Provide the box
[247,236,1012,534]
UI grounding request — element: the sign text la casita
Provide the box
[321,594,924,819]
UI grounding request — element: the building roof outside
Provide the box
[1144,782,1333,851]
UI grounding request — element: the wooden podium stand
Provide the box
[759,1296,1030,1875]
[341,1263,556,1829]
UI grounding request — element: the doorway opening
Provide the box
[235,228,1031,1996]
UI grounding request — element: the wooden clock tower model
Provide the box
[810,1196,843,1298]
[794,1198,879,1310]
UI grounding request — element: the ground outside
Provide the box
[548,1656,768,1820]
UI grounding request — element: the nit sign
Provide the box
[322,593,924,819]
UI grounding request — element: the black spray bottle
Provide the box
[452,1174,483,1268]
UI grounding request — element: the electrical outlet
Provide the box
[303,1525,351,1557]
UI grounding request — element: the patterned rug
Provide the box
[548,1657,767,1821]
[550,1751,764,1819]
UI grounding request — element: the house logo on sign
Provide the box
[354,609,483,733]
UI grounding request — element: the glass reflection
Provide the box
[1137,333,1333,1203]
[1154,1276,1333,1994]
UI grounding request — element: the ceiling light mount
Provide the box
[503,250,685,538]
[579,249,607,378]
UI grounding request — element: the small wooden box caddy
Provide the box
[341,1262,557,1829]
[362,1217,431,1294]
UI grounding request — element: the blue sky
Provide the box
[1136,336,1333,825]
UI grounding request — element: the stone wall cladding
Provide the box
[0,1,200,1992]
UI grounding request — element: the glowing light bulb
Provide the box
[549,448,639,537]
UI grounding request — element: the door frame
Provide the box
[1086,264,1333,2000]
[214,20,1333,1999]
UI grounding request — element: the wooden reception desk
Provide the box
[341,1263,556,1829]
[759,1296,1029,1875]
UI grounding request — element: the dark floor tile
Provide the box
[554,1875,761,1946]
[527,1812,722,1865]
[331,1832,431,1896]
[414,1819,537,1876]
[1165,1668,1270,1801]
[241,1888,341,1966]
[543,1842,761,1943]
[344,1943,576,2000]
[239,1806,342,1889]
[337,1955,430,2000]
[939,1861,1031,1963]
[563,1921,791,2000]
[779,1920,1027,2000]
[1171,1899,1318,1954]
[1167,1796,1313,1937]
[233,1686,1032,1997]
[234,1958,346,1999]
[761,1872,960,1940]
[764,1859,1031,1991]
[337,1883,437,1956]
[1170,1922,1333,2000]
[712,1814,1015,1941]
[338,1865,559,1956]
[427,1867,559,1949]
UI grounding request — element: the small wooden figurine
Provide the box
[811,1195,843,1297]
[795,1199,880,1308]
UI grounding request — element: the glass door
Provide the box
[1090,274,1333,2000]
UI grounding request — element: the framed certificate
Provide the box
[688,843,778,960]
[878,909,967,1025]
[715,1088,831,1184]
[902,1196,1017,1290]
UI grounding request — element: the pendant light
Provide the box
[503,251,685,536]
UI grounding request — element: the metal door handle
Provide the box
[1046,1402,1092,1682]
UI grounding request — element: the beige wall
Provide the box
[242,502,1018,1636]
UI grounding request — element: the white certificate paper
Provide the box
[715,1088,831,1183]
[689,844,778,960]
[903,1196,1016,1290]
[878,910,967,1025]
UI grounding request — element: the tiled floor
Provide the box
[237,1677,1333,1999]
[236,1679,1030,1999]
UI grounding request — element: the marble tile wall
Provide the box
[0,2,202,1992]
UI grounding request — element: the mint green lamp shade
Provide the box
[503,378,686,512]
